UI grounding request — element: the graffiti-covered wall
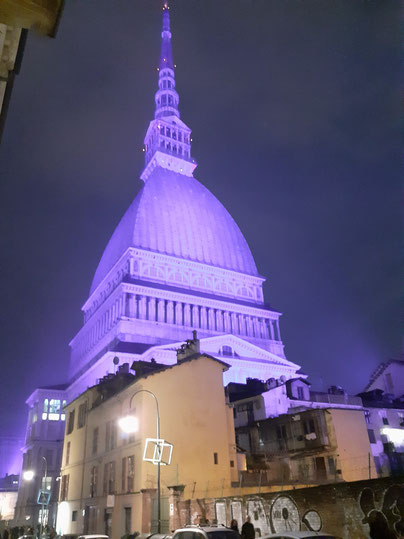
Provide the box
[172,477,404,539]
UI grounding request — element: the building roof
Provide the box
[90,167,258,294]
[74,353,230,410]
[364,358,404,391]
[37,383,68,391]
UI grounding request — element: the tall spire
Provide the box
[155,2,179,119]
[141,2,197,181]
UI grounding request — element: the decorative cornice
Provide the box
[141,151,196,181]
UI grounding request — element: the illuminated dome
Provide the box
[90,167,258,294]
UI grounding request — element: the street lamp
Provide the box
[119,389,162,533]
[40,456,48,539]
[23,470,35,481]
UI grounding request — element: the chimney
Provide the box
[177,331,200,362]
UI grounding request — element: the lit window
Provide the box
[43,399,49,414]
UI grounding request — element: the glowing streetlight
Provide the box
[119,389,162,533]
[118,415,139,434]
[23,470,35,481]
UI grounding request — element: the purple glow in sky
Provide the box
[0,0,401,438]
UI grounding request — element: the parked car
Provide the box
[172,525,239,539]
[262,533,341,538]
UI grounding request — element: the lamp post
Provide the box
[40,456,48,539]
[119,389,161,533]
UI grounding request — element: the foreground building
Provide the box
[13,385,67,527]
[359,389,404,477]
[57,353,238,536]
[16,3,302,527]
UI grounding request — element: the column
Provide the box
[223,311,230,332]
[216,310,223,332]
[231,312,239,334]
[157,299,165,322]
[240,315,247,336]
[200,306,208,329]
[128,294,136,318]
[208,308,216,331]
[269,319,275,340]
[276,319,281,341]
[167,301,174,324]
[259,318,267,339]
[247,316,254,337]
[139,296,147,320]
[149,297,157,321]
[184,304,191,326]
[192,305,199,328]
[253,317,260,338]
[175,302,183,325]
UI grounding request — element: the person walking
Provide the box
[230,519,239,534]
[241,516,255,539]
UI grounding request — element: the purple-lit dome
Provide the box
[90,168,258,294]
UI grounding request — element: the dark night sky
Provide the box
[0,0,401,438]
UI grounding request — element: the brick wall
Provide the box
[171,477,404,539]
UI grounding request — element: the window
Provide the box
[92,427,99,455]
[399,412,404,427]
[72,510,77,522]
[124,507,132,536]
[42,476,52,492]
[78,402,87,429]
[213,452,218,465]
[105,421,111,451]
[303,419,315,435]
[127,456,135,492]
[110,421,117,450]
[60,475,69,501]
[65,442,71,466]
[385,372,394,393]
[122,457,127,492]
[222,345,233,357]
[297,386,305,400]
[108,462,115,495]
[230,460,234,468]
[61,400,67,421]
[276,425,287,439]
[90,466,98,498]
[103,462,116,495]
[380,411,389,425]
[49,399,61,420]
[364,410,371,424]
[368,429,376,444]
[328,457,336,475]
[103,463,108,495]
[233,408,237,418]
[66,410,75,434]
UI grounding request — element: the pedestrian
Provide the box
[230,519,239,534]
[241,516,255,539]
